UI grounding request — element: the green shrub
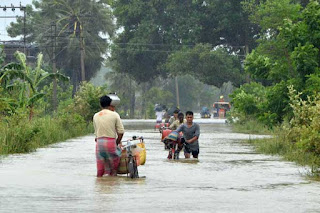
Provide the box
[284,86,320,154]
[72,82,107,122]
[146,103,156,119]
[229,82,267,124]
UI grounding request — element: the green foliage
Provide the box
[304,73,320,95]
[0,76,92,155]
[169,75,223,112]
[247,0,320,83]
[245,50,272,80]
[136,86,174,119]
[240,0,320,129]
[105,71,135,118]
[0,86,15,115]
[0,74,95,155]
[146,103,156,119]
[72,82,107,122]
[0,113,89,155]
[243,85,320,171]
[230,82,266,120]
[244,0,301,32]
[39,83,74,115]
[230,80,298,127]
[232,91,260,116]
[144,87,174,108]
[110,0,256,85]
[166,44,244,87]
[290,43,319,78]
[283,86,320,154]
[0,51,69,119]
[263,81,291,124]
[243,0,320,85]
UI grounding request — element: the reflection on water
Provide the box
[95,177,119,194]
[95,176,147,194]
[0,119,320,212]
[166,158,200,164]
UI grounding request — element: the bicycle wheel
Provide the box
[173,143,180,159]
[173,144,179,160]
[128,156,139,178]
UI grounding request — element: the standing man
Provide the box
[93,95,124,177]
[176,111,200,159]
[155,109,164,123]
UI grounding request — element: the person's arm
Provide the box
[115,113,125,146]
[185,124,200,144]
[116,133,124,146]
[93,116,97,142]
[175,124,183,133]
[185,136,198,144]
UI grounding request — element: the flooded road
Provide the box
[1,119,320,213]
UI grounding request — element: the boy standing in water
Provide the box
[176,111,200,158]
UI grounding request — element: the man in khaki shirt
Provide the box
[93,95,124,177]
[93,107,124,144]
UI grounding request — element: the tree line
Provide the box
[1,0,318,121]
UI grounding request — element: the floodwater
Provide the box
[1,118,320,213]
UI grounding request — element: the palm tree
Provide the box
[7,0,115,91]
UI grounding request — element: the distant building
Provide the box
[1,40,39,63]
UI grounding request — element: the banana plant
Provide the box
[0,51,69,120]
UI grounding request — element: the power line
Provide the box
[0,3,26,54]
[2,43,246,58]
[0,16,20,18]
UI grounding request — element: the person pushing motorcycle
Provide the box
[175,111,200,159]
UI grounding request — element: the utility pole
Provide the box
[51,23,58,110]
[244,45,250,83]
[175,76,180,108]
[79,23,85,82]
[23,6,26,54]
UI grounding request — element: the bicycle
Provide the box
[121,136,145,178]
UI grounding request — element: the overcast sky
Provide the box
[0,0,33,41]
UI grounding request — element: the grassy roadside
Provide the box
[231,119,320,179]
[0,114,93,155]
[231,119,272,135]
[246,136,320,180]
